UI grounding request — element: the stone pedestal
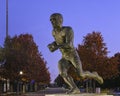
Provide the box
[45,93,113,96]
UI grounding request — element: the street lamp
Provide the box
[17,71,23,94]
[20,71,23,75]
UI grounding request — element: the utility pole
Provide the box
[6,0,8,37]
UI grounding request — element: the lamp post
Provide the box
[17,71,23,94]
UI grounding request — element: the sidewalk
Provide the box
[0,87,68,96]
[1,92,17,96]
[20,87,67,96]
[0,92,45,96]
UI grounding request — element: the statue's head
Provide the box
[50,13,63,28]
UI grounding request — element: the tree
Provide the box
[0,46,5,61]
[3,34,50,83]
[114,52,120,71]
[76,32,119,79]
[0,46,5,77]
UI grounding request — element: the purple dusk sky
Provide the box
[0,0,120,82]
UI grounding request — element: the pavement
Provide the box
[1,88,115,96]
[22,87,68,96]
[0,87,68,96]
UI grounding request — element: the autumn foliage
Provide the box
[3,34,50,84]
[77,32,119,79]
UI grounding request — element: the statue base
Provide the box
[45,93,113,96]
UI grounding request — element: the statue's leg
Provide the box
[80,71,103,84]
[70,51,103,84]
[69,51,83,75]
[58,58,80,94]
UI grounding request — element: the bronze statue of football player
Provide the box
[48,13,103,94]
